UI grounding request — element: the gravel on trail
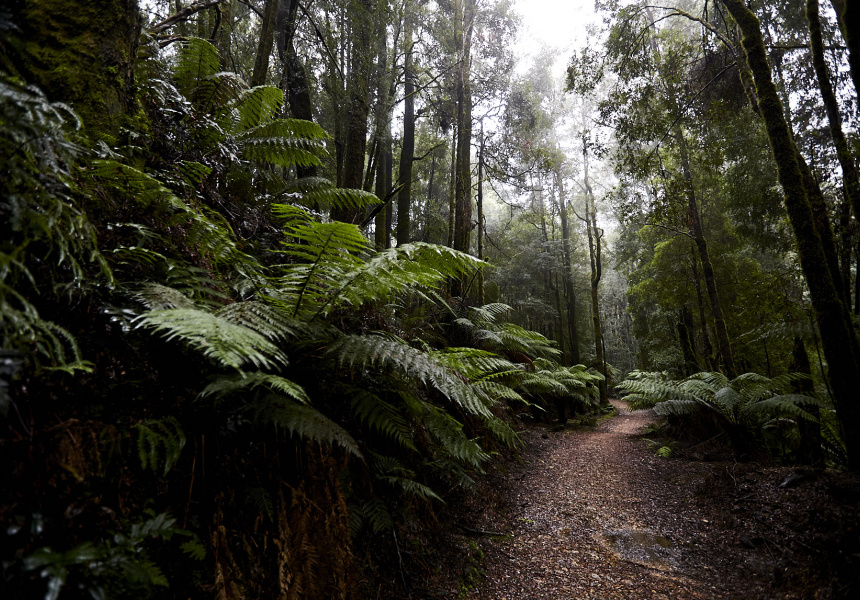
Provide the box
[449,399,855,600]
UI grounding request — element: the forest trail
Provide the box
[464,400,782,600]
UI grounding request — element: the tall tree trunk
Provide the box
[215,0,233,70]
[332,0,375,223]
[723,0,860,470]
[476,123,485,303]
[678,306,699,375]
[12,0,141,142]
[809,0,860,218]
[424,152,436,242]
[676,128,737,378]
[251,0,279,87]
[790,337,823,466]
[555,169,581,365]
[396,30,415,246]
[582,139,607,402]
[585,193,607,402]
[689,250,715,370]
[447,125,457,247]
[829,0,860,101]
[453,0,474,255]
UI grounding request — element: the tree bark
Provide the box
[829,0,860,101]
[251,0,279,87]
[676,128,737,378]
[555,169,581,365]
[453,0,475,255]
[678,306,699,376]
[396,32,415,246]
[723,0,860,470]
[11,0,141,142]
[332,0,375,223]
[808,0,860,220]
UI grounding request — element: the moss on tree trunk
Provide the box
[10,0,141,142]
[723,0,860,470]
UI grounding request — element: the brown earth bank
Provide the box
[383,400,860,599]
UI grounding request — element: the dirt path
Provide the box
[464,400,777,599]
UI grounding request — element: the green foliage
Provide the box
[135,417,186,476]
[0,72,105,376]
[619,370,829,461]
[22,512,201,600]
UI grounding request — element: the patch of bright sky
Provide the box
[512,0,600,75]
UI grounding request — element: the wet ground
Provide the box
[437,400,860,600]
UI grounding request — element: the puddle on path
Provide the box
[596,529,678,571]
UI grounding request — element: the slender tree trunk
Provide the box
[555,169,581,365]
[829,0,860,101]
[790,336,823,466]
[723,0,860,470]
[678,306,699,376]
[476,123,485,303]
[216,0,233,70]
[676,128,737,378]
[689,248,715,370]
[809,0,860,219]
[447,125,457,248]
[396,31,415,246]
[453,0,474,255]
[424,152,436,242]
[251,0,278,86]
[583,143,607,402]
[333,0,375,222]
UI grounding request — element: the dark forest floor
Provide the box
[393,400,860,599]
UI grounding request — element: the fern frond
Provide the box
[255,397,362,457]
[467,303,512,325]
[245,487,275,522]
[349,390,417,451]
[742,394,822,421]
[231,85,283,130]
[134,283,196,310]
[214,301,309,341]
[173,38,221,96]
[652,398,702,417]
[135,417,186,476]
[279,176,381,211]
[240,133,324,168]
[350,498,394,535]
[200,372,309,404]
[330,335,493,418]
[136,308,289,370]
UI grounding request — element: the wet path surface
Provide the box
[469,400,743,599]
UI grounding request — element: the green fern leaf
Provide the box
[257,398,362,457]
[137,308,289,370]
[201,372,310,404]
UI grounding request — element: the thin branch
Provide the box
[150,0,222,36]
[298,1,345,81]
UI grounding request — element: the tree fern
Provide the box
[200,372,310,405]
[253,396,361,457]
[330,334,494,419]
[618,370,826,459]
[136,308,289,370]
[279,176,381,212]
[348,388,417,451]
